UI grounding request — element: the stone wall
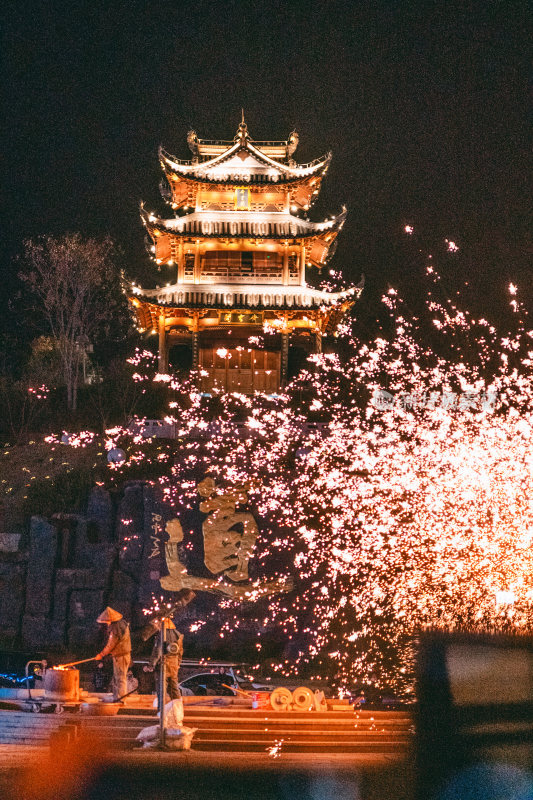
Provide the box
[0,481,154,654]
[0,554,26,643]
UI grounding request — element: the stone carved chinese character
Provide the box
[160,515,222,595]
[199,482,258,582]
[159,478,292,599]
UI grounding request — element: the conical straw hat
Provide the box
[97,606,123,623]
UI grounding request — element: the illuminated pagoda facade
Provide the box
[130,118,361,393]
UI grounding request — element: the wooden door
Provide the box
[227,348,253,392]
[199,348,280,394]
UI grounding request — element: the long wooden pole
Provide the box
[159,620,167,750]
[158,314,167,373]
[221,683,252,698]
[58,657,97,668]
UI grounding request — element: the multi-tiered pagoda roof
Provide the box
[129,119,361,392]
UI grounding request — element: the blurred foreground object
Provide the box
[415,631,533,800]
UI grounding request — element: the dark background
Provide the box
[3,0,531,338]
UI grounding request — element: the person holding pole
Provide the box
[144,617,183,708]
[94,607,131,702]
[139,592,194,748]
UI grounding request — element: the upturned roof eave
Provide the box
[129,282,361,307]
[159,143,332,183]
[140,206,347,240]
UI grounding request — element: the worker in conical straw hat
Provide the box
[144,617,184,709]
[95,607,131,702]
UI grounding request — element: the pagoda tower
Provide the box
[130,118,361,393]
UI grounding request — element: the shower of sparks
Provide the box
[43,234,533,696]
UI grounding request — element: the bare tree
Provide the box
[0,377,49,444]
[87,358,149,432]
[19,234,122,411]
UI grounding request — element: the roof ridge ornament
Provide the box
[187,129,199,162]
[287,130,299,162]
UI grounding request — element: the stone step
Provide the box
[0,719,65,727]
[0,721,65,731]
[122,711,413,728]
[0,711,74,720]
[192,740,410,754]
[182,707,412,718]
[120,712,413,727]
[0,723,411,737]
[81,726,412,741]
[86,732,412,747]
[100,738,409,754]
[0,734,52,744]
[120,705,413,721]
[78,719,412,739]
[193,730,412,742]
[182,709,413,720]
[80,715,412,732]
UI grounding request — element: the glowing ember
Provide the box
[267,738,284,758]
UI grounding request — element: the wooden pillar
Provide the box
[177,240,184,283]
[158,314,168,373]
[299,243,306,285]
[193,241,200,284]
[315,328,322,354]
[192,332,199,369]
[282,248,289,286]
[191,312,199,370]
[281,331,289,386]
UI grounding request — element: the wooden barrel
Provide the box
[44,668,80,701]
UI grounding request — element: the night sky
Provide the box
[3,0,531,330]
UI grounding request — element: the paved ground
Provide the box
[0,743,415,800]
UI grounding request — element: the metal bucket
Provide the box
[44,668,80,701]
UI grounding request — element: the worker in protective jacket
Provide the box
[95,607,131,702]
[145,617,183,707]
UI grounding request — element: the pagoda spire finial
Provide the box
[236,110,249,144]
